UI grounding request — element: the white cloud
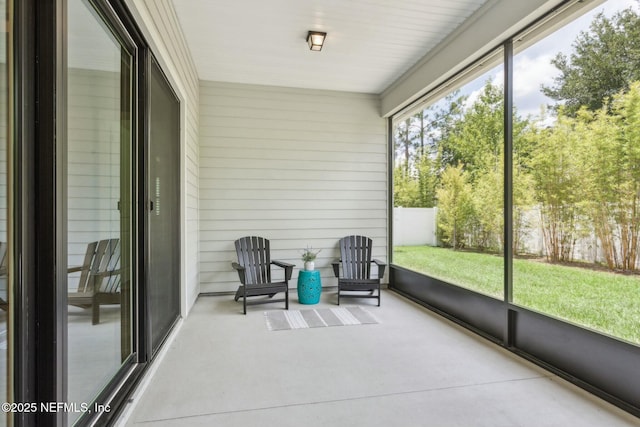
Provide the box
[513,54,557,98]
[441,0,640,120]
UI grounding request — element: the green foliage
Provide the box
[393,165,421,208]
[529,112,587,262]
[300,246,321,262]
[613,82,640,267]
[393,81,533,248]
[436,164,475,248]
[391,5,640,270]
[394,118,412,175]
[416,155,438,207]
[440,81,504,180]
[431,91,467,164]
[512,160,536,255]
[471,168,503,251]
[393,156,438,208]
[542,6,640,116]
[581,82,640,270]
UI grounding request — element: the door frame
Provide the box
[14,0,172,424]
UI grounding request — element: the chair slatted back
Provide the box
[77,239,121,293]
[76,241,99,293]
[100,239,121,293]
[235,236,271,285]
[0,241,8,281]
[0,241,7,272]
[340,235,372,280]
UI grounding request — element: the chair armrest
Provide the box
[272,260,294,281]
[372,259,386,279]
[332,260,340,278]
[95,269,121,278]
[68,266,84,273]
[232,262,246,284]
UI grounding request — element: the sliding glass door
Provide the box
[66,0,134,423]
[9,0,183,423]
[0,0,11,425]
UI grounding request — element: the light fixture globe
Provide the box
[306,31,327,51]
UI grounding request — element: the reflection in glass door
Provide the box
[0,0,10,425]
[67,0,133,423]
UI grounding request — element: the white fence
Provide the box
[393,206,610,264]
[393,207,438,246]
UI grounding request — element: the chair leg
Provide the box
[234,286,244,302]
[92,303,100,325]
[285,287,289,310]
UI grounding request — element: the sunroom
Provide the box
[2,0,639,425]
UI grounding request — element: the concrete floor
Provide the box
[121,289,640,427]
[68,304,123,426]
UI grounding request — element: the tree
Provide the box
[471,168,503,251]
[431,91,467,168]
[530,112,587,262]
[435,81,537,252]
[512,152,536,255]
[542,6,640,116]
[439,82,504,180]
[392,95,462,208]
[393,165,421,208]
[436,164,475,249]
[582,82,640,271]
[511,116,539,255]
[394,118,412,174]
[615,81,640,271]
[409,110,429,158]
[415,155,438,208]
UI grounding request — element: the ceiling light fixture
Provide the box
[306,31,327,51]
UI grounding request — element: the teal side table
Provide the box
[297,270,321,304]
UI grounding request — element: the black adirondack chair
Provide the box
[232,236,293,315]
[68,238,122,324]
[332,235,386,306]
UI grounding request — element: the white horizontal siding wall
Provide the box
[127,0,200,314]
[67,68,121,291]
[199,81,388,293]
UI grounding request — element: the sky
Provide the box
[396,0,639,156]
[460,0,640,121]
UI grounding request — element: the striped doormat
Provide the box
[264,306,378,331]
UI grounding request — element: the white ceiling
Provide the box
[170,0,490,94]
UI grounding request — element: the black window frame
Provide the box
[14,0,171,425]
[388,0,640,417]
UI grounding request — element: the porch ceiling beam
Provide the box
[380,0,567,117]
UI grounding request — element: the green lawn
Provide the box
[393,245,640,345]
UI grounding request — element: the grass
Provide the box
[393,245,640,345]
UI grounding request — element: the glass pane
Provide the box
[67,0,133,423]
[0,0,9,425]
[512,0,640,345]
[392,54,505,299]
